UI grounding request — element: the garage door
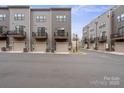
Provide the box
[98,43,105,51]
[56,42,68,52]
[13,41,25,52]
[0,41,6,51]
[115,42,124,52]
[90,43,95,49]
[35,42,46,52]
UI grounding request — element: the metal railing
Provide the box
[54,32,68,40]
[35,32,47,37]
[111,32,124,38]
[13,30,26,36]
[98,36,107,42]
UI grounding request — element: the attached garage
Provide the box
[0,41,6,51]
[115,42,124,52]
[34,42,46,52]
[13,41,25,52]
[90,43,95,49]
[98,43,106,51]
[56,42,68,52]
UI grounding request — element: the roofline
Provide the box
[0,6,71,11]
[50,8,71,11]
[83,5,118,29]
[31,8,71,11]
[31,8,50,11]
[8,6,30,8]
[0,6,8,9]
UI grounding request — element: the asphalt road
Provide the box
[0,50,124,88]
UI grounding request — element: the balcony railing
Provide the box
[111,32,124,40]
[13,30,26,39]
[83,38,89,43]
[0,32,7,40]
[98,36,107,43]
[34,32,48,41]
[54,32,68,40]
[90,38,95,43]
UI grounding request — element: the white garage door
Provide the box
[90,43,95,49]
[13,41,25,52]
[98,43,105,51]
[35,42,46,52]
[0,41,6,51]
[115,42,124,52]
[56,42,68,52]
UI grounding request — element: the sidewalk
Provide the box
[82,48,124,56]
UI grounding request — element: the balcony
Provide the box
[111,32,124,41]
[90,38,95,43]
[13,31,26,40]
[0,32,7,40]
[34,32,48,41]
[54,32,68,41]
[98,36,107,43]
[83,38,89,43]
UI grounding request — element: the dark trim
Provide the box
[31,8,50,11]
[51,8,71,11]
[0,7,8,9]
[8,6,30,9]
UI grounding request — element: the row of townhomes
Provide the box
[82,5,124,52]
[0,6,71,52]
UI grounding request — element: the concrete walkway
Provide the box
[81,48,124,56]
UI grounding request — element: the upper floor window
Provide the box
[14,13,24,20]
[99,22,106,29]
[56,15,66,22]
[118,27,124,35]
[0,26,3,33]
[0,14,6,21]
[57,28,65,36]
[37,27,46,36]
[15,25,25,33]
[100,31,106,37]
[117,15,121,22]
[121,14,124,21]
[36,16,46,22]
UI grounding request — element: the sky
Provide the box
[32,5,113,39]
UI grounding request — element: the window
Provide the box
[121,14,124,21]
[99,22,106,29]
[14,13,24,20]
[37,27,46,36]
[56,15,66,22]
[0,27,3,33]
[117,16,121,22]
[36,16,46,22]
[57,28,65,36]
[100,31,106,37]
[118,27,124,36]
[15,25,24,33]
[0,14,6,21]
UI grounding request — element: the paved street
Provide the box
[0,50,124,88]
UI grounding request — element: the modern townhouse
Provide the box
[30,8,50,52]
[82,5,124,52]
[0,6,71,52]
[0,7,9,51]
[111,6,124,52]
[51,8,71,52]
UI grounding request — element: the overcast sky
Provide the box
[32,5,113,39]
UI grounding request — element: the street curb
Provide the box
[81,48,124,56]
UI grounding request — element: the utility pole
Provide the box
[76,34,78,52]
[95,21,98,50]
